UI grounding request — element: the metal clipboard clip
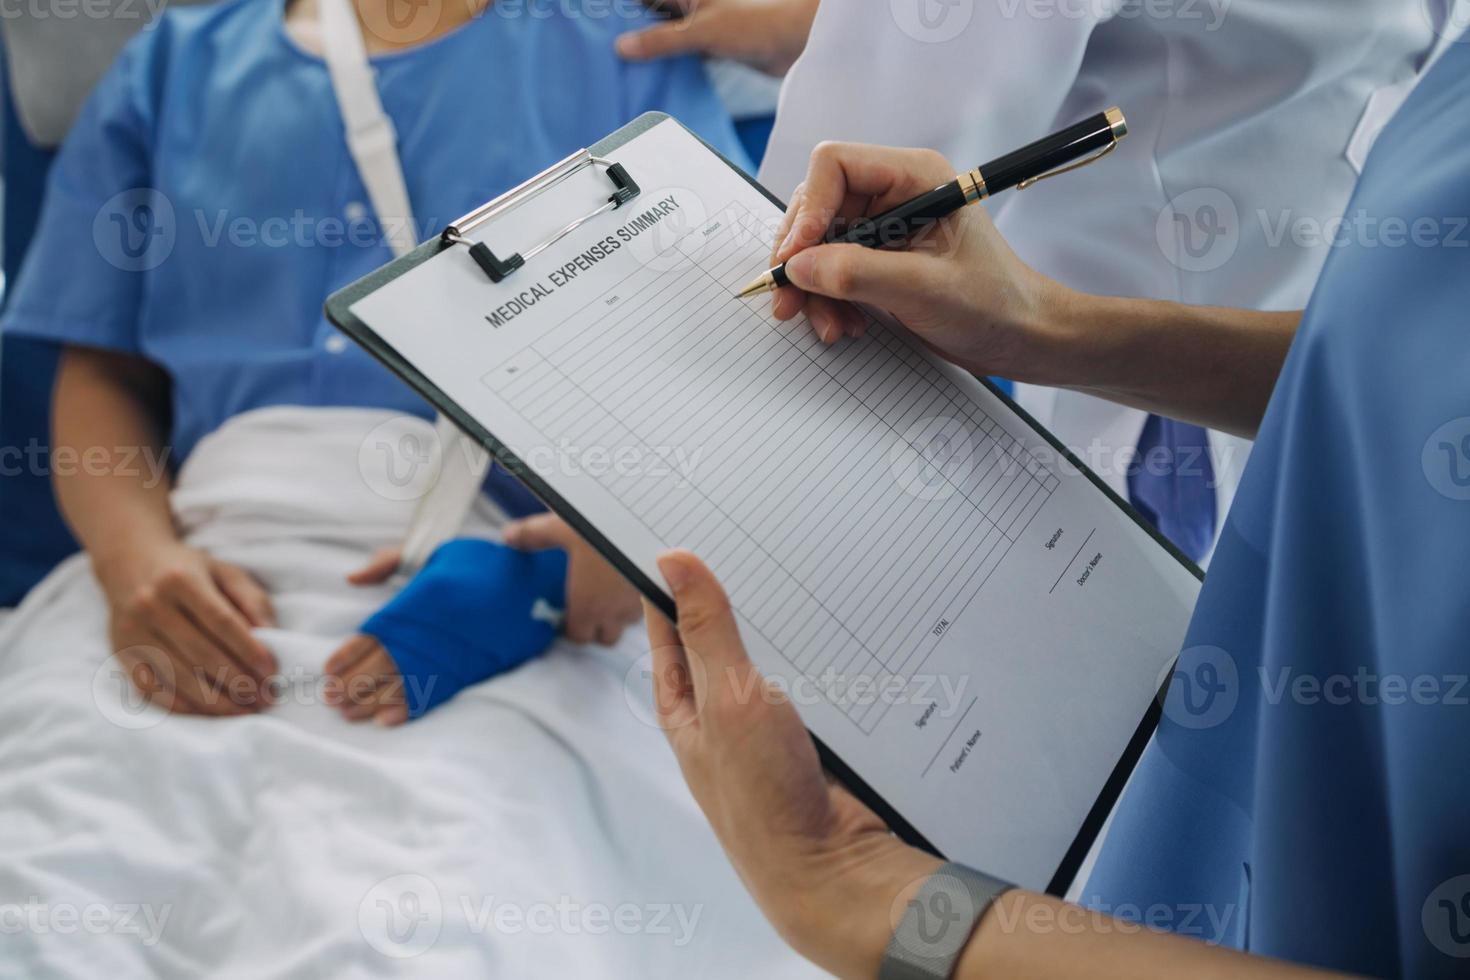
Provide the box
[441,150,640,283]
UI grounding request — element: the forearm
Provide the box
[805,864,1351,980]
[1039,290,1300,439]
[955,890,1350,980]
[52,346,179,586]
[772,143,1299,439]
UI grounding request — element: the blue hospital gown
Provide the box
[1083,39,1470,978]
[2,0,746,466]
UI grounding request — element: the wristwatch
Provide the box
[879,862,1014,980]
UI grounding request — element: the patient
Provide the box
[4,0,745,721]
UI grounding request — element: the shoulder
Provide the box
[127,0,276,55]
[105,0,279,104]
[477,0,671,62]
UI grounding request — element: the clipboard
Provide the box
[326,112,1202,896]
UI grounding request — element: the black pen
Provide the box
[736,107,1128,298]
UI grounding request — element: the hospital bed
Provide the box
[0,31,809,975]
[0,406,820,977]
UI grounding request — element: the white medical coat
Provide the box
[760,0,1457,544]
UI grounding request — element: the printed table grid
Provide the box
[484,204,1054,733]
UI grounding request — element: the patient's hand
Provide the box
[331,537,571,723]
[346,545,404,586]
[322,635,409,727]
[335,546,412,726]
[97,542,278,716]
[616,0,819,77]
[504,514,642,645]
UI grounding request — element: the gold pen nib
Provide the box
[735,269,778,299]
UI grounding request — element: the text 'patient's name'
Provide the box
[949,729,982,774]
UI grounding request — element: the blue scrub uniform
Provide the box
[1,0,746,466]
[1083,40,1470,978]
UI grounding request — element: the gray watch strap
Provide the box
[879,862,1013,980]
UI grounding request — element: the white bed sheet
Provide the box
[0,407,822,979]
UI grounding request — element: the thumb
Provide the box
[615,16,715,61]
[503,512,572,552]
[783,242,944,311]
[655,550,748,678]
[347,546,402,586]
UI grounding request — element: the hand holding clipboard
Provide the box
[326,113,1199,896]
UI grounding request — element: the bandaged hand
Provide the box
[98,541,278,716]
[326,538,567,724]
[503,513,642,645]
[616,0,819,77]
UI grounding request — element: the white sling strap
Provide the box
[317,0,415,257]
[318,0,491,569]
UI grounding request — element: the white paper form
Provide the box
[350,117,1201,891]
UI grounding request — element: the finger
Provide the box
[373,673,407,713]
[816,298,868,340]
[156,651,218,715]
[120,652,165,698]
[776,188,872,267]
[324,634,378,677]
[373,703,410,727]
[770,183,806,266]
[145,606,261,714]
[342,666,405,723]
[770,285,807,322]
[594,621,624,646]
[211,561,277,628]
[642,597,698,730]
[338,658,390,717]
[179,578,277,679]
[783,241,947,310]
[769,184,814,323]
[348,546,403,586]
[502,512,573,552]
[654,550,750,690]
[815,295,869,339]
[120,647,207,716]
[322,634,380,704]
[788,190,877,323]
[342,695,382,721]
[337,647,401,720]
[777,144,957,267]
[805,294,854,344]
[772,151,925,325]
[147,672,209,715]
[615,14,715,61]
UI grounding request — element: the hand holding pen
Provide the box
[745,109,1127,352]
[758,144,1047,366]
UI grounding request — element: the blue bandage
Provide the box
[360,538,567,718]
